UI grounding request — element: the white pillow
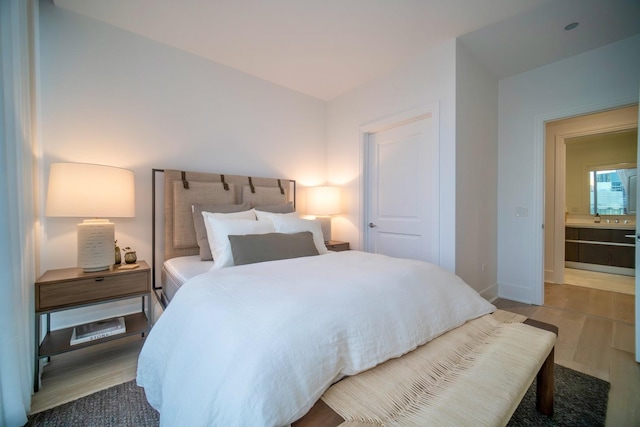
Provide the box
[202,210,257,260]
[202,209,256,222]
[204,217,275,269]
[269,216,329,255]
[254,209,299,222]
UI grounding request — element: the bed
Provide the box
[138,169,557,426]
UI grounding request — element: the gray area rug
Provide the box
[27,364,608,426]
[27,381,158,427]
[507,364,609,427]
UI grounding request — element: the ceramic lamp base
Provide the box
[77,219,114,272]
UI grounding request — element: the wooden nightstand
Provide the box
[326,240,350,252]
[34,261,151,392]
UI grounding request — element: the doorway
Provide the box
[562,126,637,296]
[541,104,640,362]
[544,105,639,289]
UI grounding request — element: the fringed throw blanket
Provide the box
[321,310,555,427]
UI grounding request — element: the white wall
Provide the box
[326,40,457,272]
[38,2,326,328]
[498,34,640,303]
[455,41,499,297]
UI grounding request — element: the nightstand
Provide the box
[326,240,350,252]
[34,261,151,392]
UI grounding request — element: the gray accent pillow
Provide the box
[228,232,319,266]
[192,202,251,260]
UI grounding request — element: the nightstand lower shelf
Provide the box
[39,312,149,358]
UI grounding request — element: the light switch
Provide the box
[515,207,528,217]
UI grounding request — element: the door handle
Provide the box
[369,222,377,228]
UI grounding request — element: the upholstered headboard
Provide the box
[152,168,295,289]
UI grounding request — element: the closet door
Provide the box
[365,115,439,264]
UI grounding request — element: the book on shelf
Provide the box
[70,316,126,345]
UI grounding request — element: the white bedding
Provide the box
[137,251,495,426]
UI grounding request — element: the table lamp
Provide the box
[306,186,341,242]
[46,163,135,272]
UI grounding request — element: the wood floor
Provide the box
[31,284,638,426]
[30,335,144,414]
[495,283,638,427]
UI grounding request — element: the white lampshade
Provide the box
[46,163,135,218]
[306,186,341,216]
[46,163,135,272]
[306,186,341,242]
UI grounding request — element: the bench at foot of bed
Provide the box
[295,312,557,427]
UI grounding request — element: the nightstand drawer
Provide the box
[37,272,148,311]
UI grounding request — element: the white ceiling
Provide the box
[53,0,640,101]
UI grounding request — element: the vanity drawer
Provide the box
[609,229,635,244]
[565,242,580,262]
[610,245,635,268]
[578,228,613,242]
[578,244,635,268]
[574,228,634,244]
[565,228,580,240]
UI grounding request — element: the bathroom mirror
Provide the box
[588,166,636,215]
[565,129,638,216]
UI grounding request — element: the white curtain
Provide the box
[0,0,39,425]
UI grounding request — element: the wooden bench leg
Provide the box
[536,347,554,416]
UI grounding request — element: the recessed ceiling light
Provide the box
[564,22,579,31]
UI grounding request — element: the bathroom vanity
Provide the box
[565,223,636,275]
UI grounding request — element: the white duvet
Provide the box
[136,251,495,426]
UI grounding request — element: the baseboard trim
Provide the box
[498,281,536,305]
[544,269,556,283]
[479,282,498,302]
